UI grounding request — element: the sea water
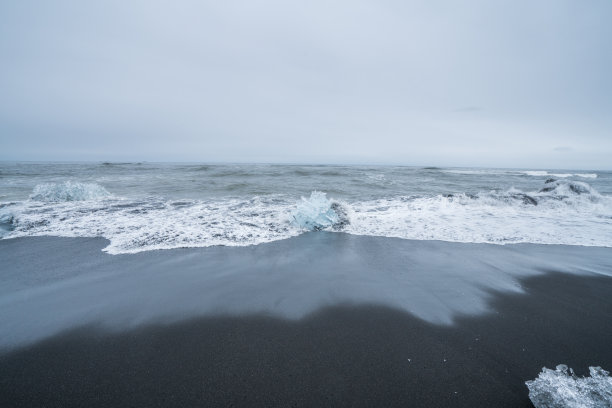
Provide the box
[1,162,611,254]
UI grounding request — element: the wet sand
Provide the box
[0,235,611,406]
[0,273,611,406]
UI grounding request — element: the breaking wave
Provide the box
[30,182,111,202]
[344,179,611,247]
[526,365,612,408]
[5,194,298,254]
[521,171,598,179]
[1,179,611,254]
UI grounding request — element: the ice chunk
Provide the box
[526,364,612,408]
[292,191,348,231]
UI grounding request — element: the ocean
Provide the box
[1,162,612,407]
[1,162,611,253]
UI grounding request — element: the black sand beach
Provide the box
[1,235,611,407]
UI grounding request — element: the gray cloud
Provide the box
[1,0,611,169]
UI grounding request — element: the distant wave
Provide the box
[444,169,503,175]
[2,180,611,254]
[519,170,597,179]
[101,162,138,166]
[444,169,597,178]
[29,181,112,202]
[526,365,612,408]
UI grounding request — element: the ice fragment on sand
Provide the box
[526,364,612,408]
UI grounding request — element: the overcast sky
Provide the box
[1,0,611,169]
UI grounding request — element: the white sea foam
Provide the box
[1,180,611,253]
[4,196,300,254]
[521,170,550,177]
[526,365,612,408]
[30,181,112,202]
[345,180,612,247]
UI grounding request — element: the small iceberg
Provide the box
[291,191,349,231]
[526,364,612,408]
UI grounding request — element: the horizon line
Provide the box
[0,159,609,172]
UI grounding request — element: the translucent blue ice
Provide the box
[292,191,339,231]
